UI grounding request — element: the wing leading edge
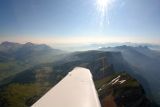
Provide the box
[32,67,101,107]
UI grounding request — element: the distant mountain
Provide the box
[0,41,65,83]
[86,42,160,51]
[100,45,160,105]
[0,41,62,61]
[0,41,21,52]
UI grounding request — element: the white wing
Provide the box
[32,67,101,107]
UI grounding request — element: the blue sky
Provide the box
[0,0,160,44]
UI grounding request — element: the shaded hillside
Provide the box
[95,73,156,107]
[100,45,160,105]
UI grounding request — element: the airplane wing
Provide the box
[32,67,101,107]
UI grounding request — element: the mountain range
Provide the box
[0,42,159,107]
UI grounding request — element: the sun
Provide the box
[96,0,113,13]
[97,0,114,8]
[97,0,108,8]
[96,0,115,26]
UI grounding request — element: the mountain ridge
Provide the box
[100,45,160,105]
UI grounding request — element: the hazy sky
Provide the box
[0,0,160,44]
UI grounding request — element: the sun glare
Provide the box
[96,0,114,26]
[97,0,107,8]
[97,0,113,11]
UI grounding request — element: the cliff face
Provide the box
[95,73,152,107]
[100,46,160,105]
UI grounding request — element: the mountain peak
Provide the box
[1,41,20,46]
[24,42,35,46]
[0,41,21,49]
